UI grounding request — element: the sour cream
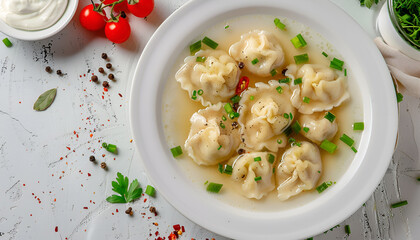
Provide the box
[0,0,68,31]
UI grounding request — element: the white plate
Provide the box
[0,0,79,41]
[129,0,398,239]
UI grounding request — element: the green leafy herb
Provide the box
[33,88,57,111]
[220,122,225,129]
[218,145,222,150]
[393,0,420,47]
[359,0,381,9]
[106,172,143,203]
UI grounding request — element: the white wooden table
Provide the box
[1,0,419,239]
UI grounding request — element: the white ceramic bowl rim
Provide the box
[129,0,398,239]
[0,0,79,41]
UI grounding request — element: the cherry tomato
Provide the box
[103,0,128,13]
[105,17,131,44]
[235,76,250,95]
[79,4,107,31]
[127,0,154,18]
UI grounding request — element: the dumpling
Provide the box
[276,142,322,201]
[185,103,241,166]
[176,50,240,106]
[231,152,276,199]
[238,80,295,152]
[285,64,350,114]
[229,30,285,77]
[299,112,338,144]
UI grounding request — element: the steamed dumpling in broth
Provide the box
[276,142,322,201]
[229,30,285,77]
[176,50,240,106]
[231,152,276,199]
[185,103,241,166]
[299,112,338,144]
[238,80,294,152]
[285,64,350,114]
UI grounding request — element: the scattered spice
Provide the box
[149,206,157,216]
[238,148,245,155]
[89,155,96,162]
[100,162,107,169]
[232,121,238,129]
[45,66,52,73]
[102,81,109,88]
[108,73,115,80]
[125,207,133,216]
[98,67,105,73]
[238,62,244,69]
[91,75,98,82]
[106,63,112,69]
[56,70,62,75]
[101,53,108,60]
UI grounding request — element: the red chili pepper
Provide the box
[235,76,250,95]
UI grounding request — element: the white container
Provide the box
[377,0,420,61]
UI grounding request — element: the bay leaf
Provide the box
[33,88,57,111]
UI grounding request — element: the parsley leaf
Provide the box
[106,172,143,203]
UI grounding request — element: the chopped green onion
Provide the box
[397,92,403,103]
[353,122,364,131]
[288,138,296,143]
[276,86,283,94]
[170,146,183,157]
[344,68,347,76]
[283,113,289,119]
[351,146,358,153]
[223,165,233,175]
[254,176,262,182]
[145,185,155,196]
[316,182,331,193]
[224,25,229,29]
[204,180,208,185]
[250,96,255,100]
[274,18,286,30]
[294,78,302,85]
[218,145,222,150]
[3,38,12,47]
[295,142,302,147]
[233,112,240,118]
[303,127,309,133]
[228,112,235,119]
[220,122,225,129]
[251,58,259,65]
[102,142,117,153]
[189,40,201,55]
[218,163,223,173]
[197,89,204,95]
[206,182,223,193]
[324,112,336,122]
[279,78,290,84]
[254,156,261,162]
[391,200,408,208]
[330,58,344,71]
[270,69,277,76]
[277,139,283,144]
[231,95,241,103]
[202,36,218,49]
[303,96,310,103]
[268,154,275,164]
[196,56,206,62]
[290,33,307,49]
[192,90,197,100]
[284,126,293,137]
[345,225,351,235]
[294,53,309,64]
[289,112,293,120]
[340,134,354,147]
[222,115,227,121]
[322,51,328,57]
[320,140,337,154]
[291,121,301,133]
[224,103,233,114]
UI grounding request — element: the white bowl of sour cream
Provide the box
[0,0,79,41]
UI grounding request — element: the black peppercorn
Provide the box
[56,70,62,75]
[108,73,115,80]
[45,66,52,73]
[125,207,133,215]
[238,62,244,69]
[98,67,104,73]
[101,53,108,60]
[102,81,109,88]
[232,121,238,129]
[100,162,107,169]
[89,155,96,162]
[91,75,98,82]
[106,63,112,69]
[238,149,245,155]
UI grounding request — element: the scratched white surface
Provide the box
[0,0,419,239]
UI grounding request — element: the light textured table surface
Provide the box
[1,0,419,239]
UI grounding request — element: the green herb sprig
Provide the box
[106,172,143,203]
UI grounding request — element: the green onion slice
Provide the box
[283,113,289,119]
[277,139,283,144]
[224,25,229,29]
[218,163,223,173]
[170,146,183,157]
[330,57,344,71]
[397,92,403,103]
[3,38,12,47]
[279,78,290,84]
[353,122,364,131]
[316,182,329,193]
[303,127,309,133]
[391,200,408,208]
[223,164,233,175]
[254,176,262,182]
[145,185,155,196]
[196,56,206,62]
[250,96,255,100]
[291,121,301,133]
[202,36,218,49]
[218,145,222,150]
[320,140,337,153]
[345,225,351,235]
[322,51,328,57]
[189,40,201,55]
[294,78,302,85]
[351,146,357,153]
[303,96,310,103]
[254,156,261,162]
[222,115,227,121]
[291,33,307,49]
[197,89,204,95]
[274,18,286,30]
[192,90,197,100]
[270,69,277,76]
[284,126,293,137]
[294,53,309,64]
[276,86,283,94]
[224,103,233,114]
[339,134,354,147]
[324,112,336,122]
[268,154,275,164]
[231,95,241,103]
[206,182,223,193]
[251,58,259,65]
[219,122,225,129]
